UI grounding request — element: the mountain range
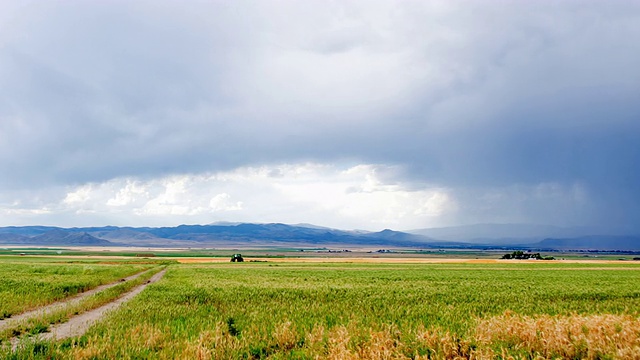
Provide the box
[0,223,638,251]
[0,223,428,248]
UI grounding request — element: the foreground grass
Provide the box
[4,262,640,358]
[0,267,164,342]
[0,259,155,319]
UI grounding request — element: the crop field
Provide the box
[0,257,155,320]
[2,258,640,359]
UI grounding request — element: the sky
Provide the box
[0,0,639,232]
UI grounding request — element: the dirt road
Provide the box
[10,268,167,350]
[0,268,152,333]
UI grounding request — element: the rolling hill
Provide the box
[0,223,637,251]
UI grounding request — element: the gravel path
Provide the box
[10,268,166,350]
[0,268,153,333]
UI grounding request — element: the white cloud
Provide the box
[63,185,93,205]
[136,176,199,216]
[209,193,243,212]
[414,192,456,217]
[0,163,605,230]
[0,208,51,216]
[106,180,148,207]
[0,163,459,229]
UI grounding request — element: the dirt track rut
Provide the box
[0,268,152,333]
[10,268,167,349]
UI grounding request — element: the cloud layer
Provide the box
[1,1,639,231]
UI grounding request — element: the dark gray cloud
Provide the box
[0,1,639,230]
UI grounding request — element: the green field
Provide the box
[0,257,155,320]
[2,258,640,359]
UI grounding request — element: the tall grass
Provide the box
[476,312,640,359]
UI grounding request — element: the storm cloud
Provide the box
[1,1,639,231]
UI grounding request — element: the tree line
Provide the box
[501,251,554,260]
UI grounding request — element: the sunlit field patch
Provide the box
[475,312,640,359]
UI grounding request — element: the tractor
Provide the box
[230,253,244,262]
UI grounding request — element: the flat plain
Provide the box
[1,253,640,359]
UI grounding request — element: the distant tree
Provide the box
[501,251,553,260]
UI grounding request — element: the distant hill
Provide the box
[31,230,114,246]
[84,228,175,246]
[134,223,435,247]
[0,226,61,237]
[0,229,113,246]
[0,223,435,248]
[0,233,31,243]
[0,223,637,251]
